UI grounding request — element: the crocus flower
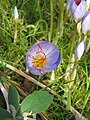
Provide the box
[14,6,18,20]
[70,0,86,22]
[87,0,90,8]
[66,0,72,11]
[26,41,61,75]
[75,41,86,60]
[82,10,90,34]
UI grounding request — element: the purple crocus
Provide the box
[26,41,61,75]
[14,6,18,20]
[75,41,86,60]
[70,0,86,22]
[82,10,90,34]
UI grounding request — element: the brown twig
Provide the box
[0,71,27,97]
[0,61,87,120]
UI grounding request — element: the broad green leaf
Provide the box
[16,91,53,115]
[0,107,14,120]
[8,85,20,110]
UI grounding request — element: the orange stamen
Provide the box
[28,54,35,59]
[37,44,43,51]
[28,44,47,71]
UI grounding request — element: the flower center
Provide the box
[75,0,81,5]
[32,55,47,68]
[28,44,47,70]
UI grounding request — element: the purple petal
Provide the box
[28,67,42,75]
[44,64,58,72]
[46,52,61,65]
[70,0,86,22]
[36,41,56,55]
[75,41,86,60]
[44,54,61,72]
[82,10,90,34]
[70,0,77,14]
[14,6,18,20]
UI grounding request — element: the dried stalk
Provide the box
[0,61,87,120]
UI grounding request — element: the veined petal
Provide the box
[45,46,58,56]
[70,0,86,22]
[36,41,57,55]
[46,52,61,65]
[43,54,61,73]
[28,67,42,75]
[44,64,57,72]
[45,53,61,71]
[70,0,77,14]
[75,41,86,60]
[82,10,90,34]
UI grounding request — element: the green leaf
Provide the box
[16,91,53,115]
[0,62,4,69]
[8,85,20,110]
[0,107,14,120]
[0,76,8,83]
[66,89,71,110]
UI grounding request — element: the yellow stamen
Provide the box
[28,44,47,70]
[32,56,47,68]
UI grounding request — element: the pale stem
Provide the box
[49,0,53,42]
[14,20,18,43]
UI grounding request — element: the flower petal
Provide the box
[82,10,90,34]
[70,0,86,22]
[28,67,42,75]
[44,54,61,72]
[75,41,86,60]
[46,52,61,65]
[87,0,90,7]
[14,6,18,20]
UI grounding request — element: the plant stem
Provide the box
[14,20,18,43]
[55,0,64,45]
[69,23,77,60]
[49,0,53,42]
[86,40,90,53]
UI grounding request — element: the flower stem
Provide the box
[86,39,90,53]
[69,23,77,60]
[55,0,64,45]
[14,20,18,43]
[49,0,53,42]
[69,59,78,88]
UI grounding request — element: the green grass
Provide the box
[0,0,90,119]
